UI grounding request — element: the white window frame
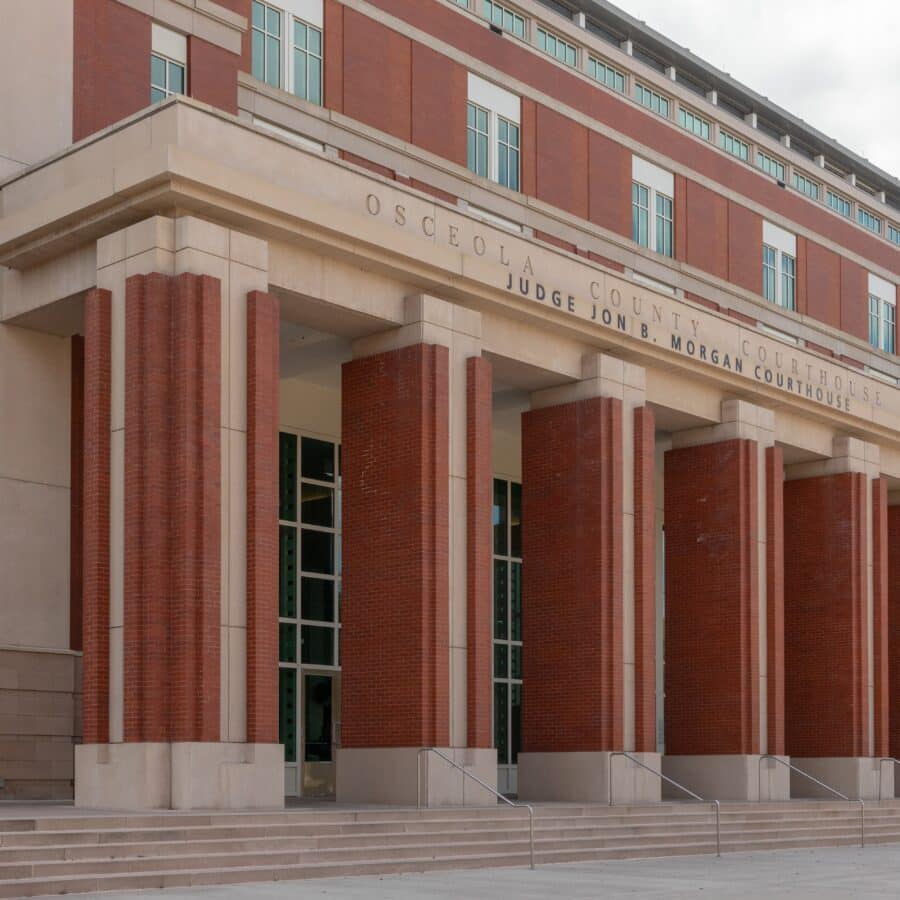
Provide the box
[757,150,785,182]
[536,26,577,67]
[482,0,527,39]
[252,0,324,102]
[869,273,897,354]
[634,83,670,118]
[762,221,797,311]
[151,23,187,101]
[632,157,674,257]
[467,73,521,191]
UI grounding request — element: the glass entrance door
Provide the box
[302,671,340,797]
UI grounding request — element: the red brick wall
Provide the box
[189,37,241,116]
[633,406,656,753]
[588,132,631,240]
[342,9,412,143]
[728,202,763,295]
[521,396,623,752]
[124,273,221,744]
[683,180,728,280]
[872,478,889,758]
[840,258,868,342]
[534,105,589,220]
[246,291,280,745]
[70,336,85,653]
[889,506,900,757]
[765,446,785,756]
[82,290,111,745]
[805,241,842,330]
[784,473,869,758]
[664,439,760,755]
[411,43,467,167]
[324,0,344,112]
[73,0,150,142]
[466,356,493,749]
[341,344,450,747]
[520,99,537,197]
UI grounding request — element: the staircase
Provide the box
[0,801,897,898]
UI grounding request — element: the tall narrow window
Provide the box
[467,73,521,191]
[150,24,186,103]
[869,274,897,354]
[252,0,283,88]
[632,157,674,258]
[762,221,797,311]
[293,17,323,104]
[493,478,522,796]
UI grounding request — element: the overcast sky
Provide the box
[611,0,900,181]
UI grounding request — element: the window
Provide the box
[793,172,820,201]
[757,150,785,181]
[632,157,674,258]
[827,190,852,218]
[634,83,670,118]
[679,107,710,140]
[252,1,324,99]
[536,26,577,67]
[467,73,521,191]
[279,432,342,770]
[252,1,283,87]
[493,479,522,790]
[720,130,749,162]
[150,24,186,103]
[587,56,625,93]
[858,206,882,235]
[762,221,797,311]
[483,0,526,37]
[869,274,897,354]
[889,224,900,246]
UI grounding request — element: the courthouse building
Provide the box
[2,0,900,810]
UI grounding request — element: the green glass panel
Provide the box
[294,20,307,49]
[494,681,508,764]
[301,577,334,622]
[304,675,333,762]
[302,437,335,482]
[511,683,521,763]
[294,49,307,99]
[493,479,507,555]
[510,562,522,641]
[279,668,297,763]
[279,526,297,618]
[510,482,521,558]
[150,87,166,104]
[266,35,280,87]
[494,559,508,640]
[150,54,166,89]
[302,624,334,665]
[279,432,297,521]
[494,643,508,679]
[511,644,522,680]
[308,56,322,105]
[266,6,280,35]
[168,62,184,94]
[301,483,333,527]
[279,622,296,663]
[252,0,265,28]
[251,29,265,81]
[308,25,322,55]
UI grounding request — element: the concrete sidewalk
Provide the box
[72,844,900,899]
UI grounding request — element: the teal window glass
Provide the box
[762,245,777,303]
[679,107,710,140]
[869,294,895,353]
[497,116,520,191]
[720,130,749,162]
[757,151,785,181]
[634,83,670,118]
[150,53,185,103]
[252,0,282,88]
[793,172,820,200]
[655,193,673,258]
[467,102,490,179]
[632,182,649,248]
[858,207,882,234]
[781,252,796,311]
[827,190,851,218]
[293,19,323,105]
[588,56,625,93]
[889,224,900,246]
[536,27,576,67]
[483,0,526,38]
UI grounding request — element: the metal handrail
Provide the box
[757,755,865,847]
[416,748,535,870]
[608,751,720,858]
[876,757,900,801]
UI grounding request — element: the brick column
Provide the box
[784,437,887,799]
[662,400,787,801]
[888,502,900,765]
[76,217,283,809]
[517,354,659,803]
[336,295,495,806]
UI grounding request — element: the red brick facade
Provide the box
[340,344,450,748]
[82,289,112,746]
[124,273,221,744]
[521,396,624,752]
[466,356,494,749]
[664,439,760,756]
[246,291,280,745]
[872,478,890,758]
[633,406,656,753]
[784,473,869,758]
[765,446,786,756]
[889,506,900,757]
[70,335,85,653]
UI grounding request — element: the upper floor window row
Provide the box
[793,172,820,201]
[537,26,577,67]
[889,224,900,247]
[251,0,323,106]
[679,107,710,140]
[858,206,882,235]
[720,130,749,162]
[467,74,520,192]
[482,0,526,38]
[151,24,186,103]
[634,83,669,118]
[757,150,785,182]
[588,56,625,93]
[827,190,852,218]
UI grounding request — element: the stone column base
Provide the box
[663,755,790,801]
[336,747,497,806]
[75,742,284,810]
[790,757,890,800]
[517,752,661,803]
